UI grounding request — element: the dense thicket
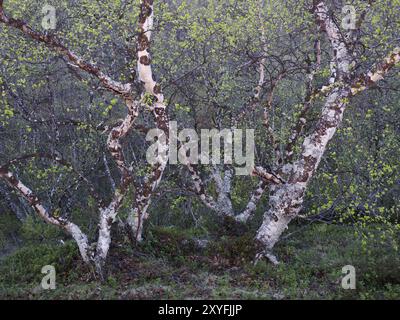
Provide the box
[0,0,399,273]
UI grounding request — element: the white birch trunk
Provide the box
[254,1,400,262]
[127,0,170,242]
[0,168,91,262]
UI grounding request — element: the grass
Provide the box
[0,222,399,300]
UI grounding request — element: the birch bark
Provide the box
[254,1,400,263]
[127,0,170,242]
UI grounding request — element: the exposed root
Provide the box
[254,250,280,266]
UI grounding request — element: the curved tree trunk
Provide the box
[127,0,170,242]
[254,0,400,260]
[255,87,351,262]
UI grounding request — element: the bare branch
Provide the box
[186,164,220,212]
[0,2,131,96]
[252,166,285,185]
[0,166,90,262]
[351,48,400,96]
[2,153,104,207]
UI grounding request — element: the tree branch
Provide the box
[0,1,131,96]
[252,166,285,185]
[127,0,170,241]
[351,48,400,96]
[0,165,90,262]
[2,152,104,207]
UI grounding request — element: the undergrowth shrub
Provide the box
[0,241,81,287]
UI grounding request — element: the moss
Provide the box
[217,215,250,237]
[20,215,64,243]
[0,223,399,300]
[0,241,84,288]
[206,233,256,267]
[141,226,200,265]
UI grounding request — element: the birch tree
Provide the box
[127,0,170,242]
[0,0,168,274]
[254,0,400,263]
[174,0,287,222]
[1,0,399,271]
[164,0,400,263]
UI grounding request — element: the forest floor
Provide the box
[0,220,399,300]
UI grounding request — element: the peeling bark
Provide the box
[94,99,140,272]
[187,164,283,222]
[0,100,140,272]
[0,167,91,262]
[127,0,170,242]
[0,2,143,273]
[235,180,267,223]
[255,1,400,262]
[187,164,219,212]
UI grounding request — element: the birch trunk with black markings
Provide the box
[254,1,400,263]
[0,1,142,274]
[127,0,170,242]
